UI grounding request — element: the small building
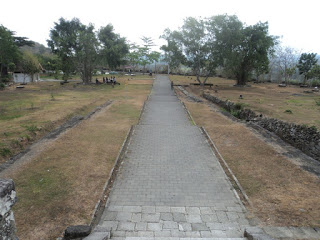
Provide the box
[13,72,40,83]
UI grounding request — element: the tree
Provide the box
[47,18,83,81]
[171,17,213,84]
[0,25,19,81]
[126,43,141,72]
[160,28,186,73]
[297,53,318,84]
[274,46,299,84]
[138,36,158,73]
[75,24,99,83]
[208,15,277,85]
[0,25,34,82]
[20,51,41,82]
[308,64,320,81]
[48,18,100,83]
[98,24,129,70]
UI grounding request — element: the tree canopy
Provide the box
[161,14,277,85]
[98,24,129,70]
[0,25,35,82]
[297,53,318,83]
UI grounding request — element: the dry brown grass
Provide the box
[1,78,152,239]
[170,75,320,129]
[176,88,320,227]
[0,76,153,163]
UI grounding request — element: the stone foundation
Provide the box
[0,179,18,240]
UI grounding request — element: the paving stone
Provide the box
[104,211,117,221]
[135,222,147,231]
[201,214,218,222]
[160,212,173,221]
[117,222,135,231]
[116,212,132,221]
[122,206,142,213]
[200,207,213,214]
[137,231,154,237]
[147,222,162,231]
[142,206,156,213]
[186,214,202,223]
[178,222,192,231]
[192,223,210,231]
[200,231,213,237]
[141,213,160,222]
[170,207,186,213]
[100,221,118,231]
[156,206,171,213]
[131,213,141,223]
[154,230,171,237]
[172,212,186,222]
[186,207,201,214]
[162,221,178,230]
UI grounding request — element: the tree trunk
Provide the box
[236,70,248,85]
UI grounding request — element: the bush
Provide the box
[231,109,241,118]
[234,102,244,110]
[284,109,293,114]
[310,79,320,87]
[0,147,11,157]
[0,82,5,90]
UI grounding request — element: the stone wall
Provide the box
[0,179,18,240]
[203,93,320,162]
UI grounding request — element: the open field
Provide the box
[175,85,320,228]
[0,75,152,239]
[0,74,151,162]
[170,75,320,129]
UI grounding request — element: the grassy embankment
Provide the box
[172,75,320,227]
[0,74,153,239]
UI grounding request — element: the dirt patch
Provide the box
[175,87,320,228]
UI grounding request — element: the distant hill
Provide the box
[20,41,51,55]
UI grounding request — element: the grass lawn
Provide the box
[170,75,320,129]
[0,75,153,239]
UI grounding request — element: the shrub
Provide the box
[22,124,39,134]
[315,99,320,106]
[0,82,5,90]
[231,109,241,118]
[284,109,293,114]
[0,147,11,157]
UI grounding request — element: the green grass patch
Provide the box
[284,109,293,114]
[0,147,11,157]
[0,114,22,120]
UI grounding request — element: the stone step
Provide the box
[83,231,110,240]
[111,238,247,240]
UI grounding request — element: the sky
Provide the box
[1,0,319,54]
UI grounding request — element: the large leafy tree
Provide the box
[0,25,34,81]
[160,28,186,73]
[208,15,277,85]
[47,18,83,81]
[48,18,100,83]
[297,53,317,84]
[20,51,41,82]
[75,24,99,83]
[169,17,213,84]
[98,24,129,70]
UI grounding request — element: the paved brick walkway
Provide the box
[87,75,250,239]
